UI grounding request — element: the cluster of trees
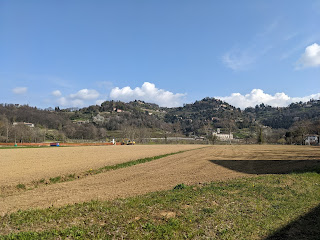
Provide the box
[245,100,320,129]
[0,115,49,143]
[0,103,171,143]
[284,119,320,145]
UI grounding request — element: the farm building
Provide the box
[305,135,319,145]
[212,128,233,141]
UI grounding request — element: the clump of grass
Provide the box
[67,174,75,180]
[49,176,61,184]
[16,184,26,190]
[173,183,186,190]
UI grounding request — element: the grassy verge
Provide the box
[1,171,319,239]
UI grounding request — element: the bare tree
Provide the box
[291,120,312,144]
[223,119,236,144]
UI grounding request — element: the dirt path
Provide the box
[0,144,203,186]
[1,145,319,215]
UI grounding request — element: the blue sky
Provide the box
[1,0,320,109]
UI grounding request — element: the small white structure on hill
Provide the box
[13,122,34,128]
[305,135,319,145]
[212,128,233,141]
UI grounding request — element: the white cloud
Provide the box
[54,89,100,107]
[56,97,67,106]
[216,89,320,109]
[51,90,62,97]
[296,43,320,69]
[222,51,255,71]
[110,82,186,107]
[70,89,100,100]
[12,87,27,94]
[56,97,85,107]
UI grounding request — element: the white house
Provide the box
[212,128,233,141]
[305,135,319,145]
[13,122,34,128]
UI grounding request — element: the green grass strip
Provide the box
[1,171,319,239]
[90,150,189,175]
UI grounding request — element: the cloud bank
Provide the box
[110,82,186,107]
[55,89,100,107]
[12,87,27,94]
[297,43,320,69]
[216,89,320,109]
[69,89,100,100]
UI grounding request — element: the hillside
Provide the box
[245,99,320,129]
[0,97,320,144]
[164,97,251,136]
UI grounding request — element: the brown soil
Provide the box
[0,145,319,215]
[0,144,202,186]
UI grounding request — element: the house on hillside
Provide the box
[13,122,34,128]
[305,135,319,145]
[212,128,233,141]
[72,120,89,125]
[113,108,123,113]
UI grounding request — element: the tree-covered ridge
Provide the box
[0,97,319,144]
[164,97,251,136]
[245,99,320,129]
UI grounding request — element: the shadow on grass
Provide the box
[265,204,320,240]
[209,160,320,174]
[209,160,320,239]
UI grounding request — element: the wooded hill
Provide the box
[0,97,319,144]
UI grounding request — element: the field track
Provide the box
[1,145,320,215]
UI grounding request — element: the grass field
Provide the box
[0,144,319,239]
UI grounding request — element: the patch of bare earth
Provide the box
[0,144,202,186]
[0,145,319,215]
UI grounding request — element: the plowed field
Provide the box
[0,144,202,186]
[1,145,320,215]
